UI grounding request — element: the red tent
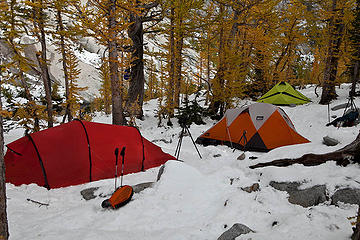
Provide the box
[5,120,175,189]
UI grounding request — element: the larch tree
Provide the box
[51,0,83,122]
[98,58,112,115]
[319,0,349,104]
[349,0,360,96]
[160,0,204,124]
[208,0,269,115]
[125,0,163,119]
[1,0,46,132]
[0,5,9,238]
[26,0,54,127]
[0,78,8,240]
[270,0,308,85]
[74,0,136,125]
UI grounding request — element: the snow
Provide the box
[5,84,360,240]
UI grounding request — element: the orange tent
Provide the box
[196,103,309,152]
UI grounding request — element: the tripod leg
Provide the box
[175,127,184,160]
[185,126,202,159]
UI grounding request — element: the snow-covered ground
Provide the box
[5,84,360,240]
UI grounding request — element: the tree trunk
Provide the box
[35,3,53,128]
[209,4,226,116]
[250,131,360,169]
[8,0,39,131]
[108,0,124,125]
[167,6,176,118]
[0,82,9,240]
[319,0,344,105]
[174,24,184,109]
[127,12,144,118]
[351,60,359,97]
[56,8,72,122]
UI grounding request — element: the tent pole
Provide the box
[226,127,234,149]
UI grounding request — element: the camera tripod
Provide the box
[174,124,202,160]
[342,94,358,117]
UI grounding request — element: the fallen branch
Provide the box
[250,131,360,169]
[27,198,49,207]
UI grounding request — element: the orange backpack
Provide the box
[102,185,134,209]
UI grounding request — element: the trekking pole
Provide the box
[114,148,119,191]
[120,147,126,188]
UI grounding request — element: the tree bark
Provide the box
[108,0,124,125]
[319,0,344,105]
[34,0,53,128]
[209,4,226,116]
[351,60,359,97]
[174,19,184,109]
[167,5,176,118]
[56,8,72,123]
[250,131,360,169]
[0,82,9,240]
[127,11,144,118]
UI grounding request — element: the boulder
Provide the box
[80,187,99,200]
[322,136,340,146]
[157,164,165,181]
[270,181,327,207]
[217,223,254,240]
[331,188,360,205]
[237,153,246,160]
[288,185,327,207]
[241,183,260,193]
[132,182,154,194]
[269,181,301,192]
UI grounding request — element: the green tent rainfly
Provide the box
[257,81,311,105]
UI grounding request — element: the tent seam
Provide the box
[26,133,50,190]
[74,119,92,182]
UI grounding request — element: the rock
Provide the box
[213,154,222,158]
[331,188,360,205]
[241,183,260,193]
[78,37,105,55]
[237,153,245,160]
[270,181,327,207]
[331,103,349,111]
[132,182,154,194]
[80,187,99,200]
[157,165,165,181]
[269,181,301,192]
[288,185,327,207]
[217,223,254,240]
[322,136,340,146]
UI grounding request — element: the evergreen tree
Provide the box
[176,94,205,126]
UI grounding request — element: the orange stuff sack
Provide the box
[102,185,134,209]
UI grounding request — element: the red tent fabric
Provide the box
[5,120,175,189]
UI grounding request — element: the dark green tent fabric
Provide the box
[257,81,311,105]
